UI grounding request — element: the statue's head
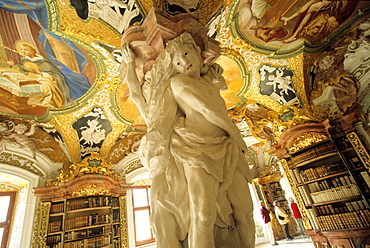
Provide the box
[166,33,201,56]
[14,124,27,134]
[167,33,203,76]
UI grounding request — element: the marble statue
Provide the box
[122,33,255,248]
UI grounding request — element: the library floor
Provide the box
[256,234,314,247]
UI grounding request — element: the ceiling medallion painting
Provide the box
[230,0,369,55]
[259,65,299,107]
[0,0,368,178]
[72,107,112,159]
[0,1,96,118]
[0,1,95,117]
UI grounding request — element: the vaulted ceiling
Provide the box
[0,0,369,181]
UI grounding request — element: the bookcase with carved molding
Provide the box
[269,114,370,248]
[32,154,128,248]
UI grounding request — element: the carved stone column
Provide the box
[120,7,220,83]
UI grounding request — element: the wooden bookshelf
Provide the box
[33,174,127,248]
[43,196,123,248]
[289,136,370,231]
[269,115,370,247]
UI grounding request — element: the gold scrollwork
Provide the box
[289,133,328,153]
[120,196,128,248]
[56,153,120,183]
[72,184,109,197]
[132,179,151,186]
[198,0,230,27]
[0,152,43,176]
[122,159,143,175]
[347,132,370,170]
[31,202,50,248]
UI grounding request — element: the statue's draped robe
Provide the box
[138,76,252,240]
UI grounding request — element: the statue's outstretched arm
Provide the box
[121,43,148,120]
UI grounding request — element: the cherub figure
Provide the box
[80,119,106,146]
[0,121,38,159]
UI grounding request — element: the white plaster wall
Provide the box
[125,167,156,248]
[0,164,40,248]
[0,146,61,248]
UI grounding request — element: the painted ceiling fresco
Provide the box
[0,4,96,117]
[0,0,369,174]
[234,0,367,53]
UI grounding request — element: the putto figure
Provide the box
[0,121,37,159]
[122,33,255,248]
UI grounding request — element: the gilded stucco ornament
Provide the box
[258,167,279,179]
[121,159,143,176]
[322,243,329,248]
[132,179,151,186]
[46,0,121,49]
[47,77,130,162]
[217,7,324,141]
[119,196,129,248]
[137,0,230,27]
[108,132,144,164]
[56,152,120,184]
[42,0,134,164]
[288,133,329,153]
[347,132,370,170]
[77,84,130,158]
[31,202,50,248]
[94,75,122,95]
[47,115,81,162]
[0,152,43,176]
[72,184,110,197]
[0,185,18,192]
[197,0,232,27]
[271,124,287,145]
